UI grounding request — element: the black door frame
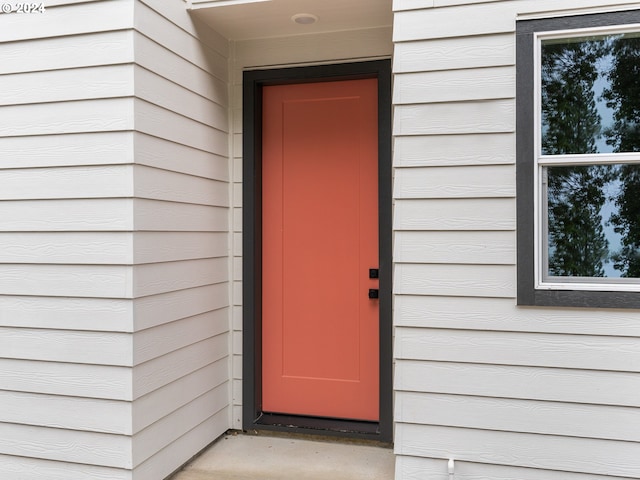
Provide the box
[242,59,392,443]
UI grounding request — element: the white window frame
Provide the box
[533,25,640,292]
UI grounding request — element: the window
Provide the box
[517,10,640,308]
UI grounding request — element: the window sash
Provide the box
[533,28,640,290]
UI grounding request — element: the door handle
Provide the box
[369,268,379,299]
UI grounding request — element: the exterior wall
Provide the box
[10,0,640,478]
[230,28,393,429]
[392,0,640,479]
[0,1,136,478]
[130,1,232,478]
[0,1,232,478]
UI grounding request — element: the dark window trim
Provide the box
[516,9,640,308]
[242,60,393,442]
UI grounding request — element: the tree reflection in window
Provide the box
[604,35,640,277]
[541,33,640,279]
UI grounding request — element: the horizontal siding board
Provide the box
[0,132,134,169]
[516,3,640,20]
[394,67,515,104]
[394,263,515,297]
[232,353,242,379]
[133,283,229,331]
[133,258,228,297]
[0,232,132,264]
[396,456,621,480]
[0,166,133,200]
[0,296,132,332]
[134,133,229,181]
[233,257,242,281]
[233,182,242,207]
[134,33,227,105]
[393,0,640,40]
[394,231,514,264]
[395,328,640,372]
[134,65,227,129]
[393,33,515,73]
[393,133,515,167]
[434,0,512,5]
[0,65,133,106]
[0,264,132,298]
[133,309,228,365]
[44,0,117,6]
[132,334,228,399]
[0,422,130,468]
[0,391,130,435]
[134,231,227,264]
[132,359,228,433]
[233,206,242,232]
[139,0,229,55]
[394,198,515,231]
[134,99,227,155]
[232,377,241,404]
[396,392,640,442]
[396,295,640,336]
[232,305,242,331]
[0,0,133,43]
[1,98,133,137]
[394,165,514,198]
[392,0,435,9]
[132,408,228,480]
[0,359,131,400]
[133,199,227,231]
[189,0,265,6]
[0,327,131,365]
[395,423,640,478]
[0,30,133,76]
[394,100,514,135]
[395,360,640,407]
[134,1,228,82]
[134,166,229,206]
[132,383,228,466]
[0,454,131,480]
[434,0,640,11]
[232,281,242,306]
[393,3,514,41]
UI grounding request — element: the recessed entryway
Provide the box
[242,60,392,441]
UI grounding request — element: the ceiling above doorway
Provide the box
[187,0,392,41]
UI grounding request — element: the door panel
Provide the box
[262,78,379,421]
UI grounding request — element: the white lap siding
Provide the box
[0,0,231,478]
[0,1,135,478]
[392,0,640,479]
[131,1,231,478]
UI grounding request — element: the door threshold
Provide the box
[250,413,388,444]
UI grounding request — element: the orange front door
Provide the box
[261,78,379,421]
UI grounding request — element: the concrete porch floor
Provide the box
[169,432,395,480]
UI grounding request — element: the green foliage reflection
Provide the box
[541,33,640,278]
